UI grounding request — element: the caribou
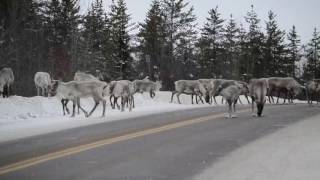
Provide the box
[0,67,14,98]
[34,72,52,97]
[267,77,304,104]
[133,78,162,98]
[210,79,250,105]
[53,80,109,117]
[217,82,243,118]
[171,80,209,104]
[306,79,320,106]
[110,80,135,112]
[249,78,269,117]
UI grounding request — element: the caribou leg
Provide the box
[76,99,88,117]
[170,91,176,103]
[71,100,76,117]
[61,99,67,115]
[110,95,115,109]
[227,99,232,118]
[87,101,99,117]
[213,96,218,104]
[191,94,194,104]
[251,96,256,116]
[102,99,106,117]
[245,95,251,104]
[176,93,182,104]
[198,95,204,104]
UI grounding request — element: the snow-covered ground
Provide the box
[0,91,222,143]
[193,113,320,180]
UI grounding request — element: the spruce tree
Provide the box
[198,6,225,78]
[264,10,286,77]
[108,0,133,79]
[161,0,197,89]
[303,28,320,79]
[0,0,45,96]
[223,14,239,79]
[82,0,107,72]
[287,25,301,77]
[44,0,80,80]
[138,0,165,80]
[244,5,264,78]
[238,23,250,81]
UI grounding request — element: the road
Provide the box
[0,103,319,180]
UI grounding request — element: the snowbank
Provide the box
[193,113,320,180]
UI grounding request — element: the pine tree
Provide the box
[198,6,225,78]
[108,0,134,79]
[264,10,286,77]
[287,25,301,77]
[303,28,320,79]
[244,5,264,78]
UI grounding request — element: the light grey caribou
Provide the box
[249,78,269,117]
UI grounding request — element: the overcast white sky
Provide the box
[80,0,320,43]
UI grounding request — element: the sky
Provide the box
[80,0,320,43]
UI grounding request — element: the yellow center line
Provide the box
[0,108,250,175]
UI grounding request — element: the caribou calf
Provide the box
[217,83,242,118]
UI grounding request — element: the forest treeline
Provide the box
[0,0,319,96]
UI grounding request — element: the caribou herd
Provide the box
[1,66,320,118]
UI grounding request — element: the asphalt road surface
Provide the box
[0,103,319,180]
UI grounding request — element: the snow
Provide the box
[193,112,320,180]
[0,91,217,143]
